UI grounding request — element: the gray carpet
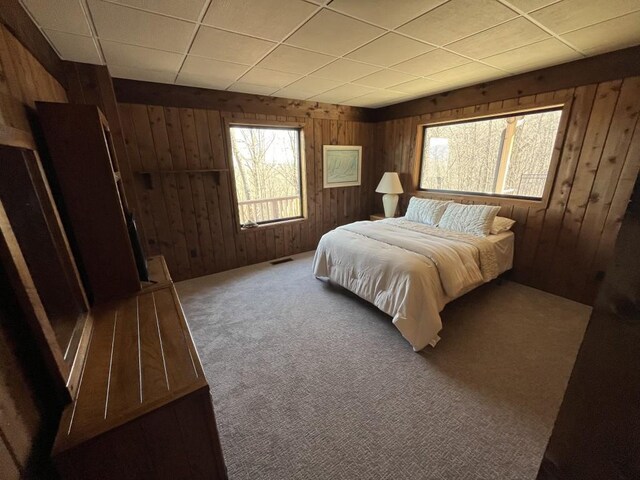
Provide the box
[177,251,590,480]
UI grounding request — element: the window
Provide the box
[419,108,563,200]
[229,125,303,226]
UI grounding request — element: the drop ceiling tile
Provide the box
[504,0,560,12]
[177,71,238,89]
[202,0,317,41]
[343,90,410,107]
[257,45,334,75]
[88,0,194,52]
[238,67,302,88]
[391,77,442,94]
[309,84,376,104]
[274,76,343,99]
[392,49,471,76]
[427,62,505,85]
[111,0,206,21]
[531,0,640,34]
[398,0,517,46]
[229,83,279,96]
[329,0,446,29]
[180,56,248,83]
[353,69,418,88]
[346,33,434,67]
[43,30,101,64]
[22,0,91,35]
[447,17,549,59]
[285,9,384,56]
[108,64,178,83]
[190,27,275,64]
[101,41,184,71]
[310,59,379,82]
[483,38,581,72]
[562,11,640,55]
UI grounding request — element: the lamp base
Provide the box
[382,194,399,218]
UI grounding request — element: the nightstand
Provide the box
[370,214,386,221]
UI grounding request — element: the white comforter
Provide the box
[312,218,500,351]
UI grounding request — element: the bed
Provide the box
[312,217,514,351]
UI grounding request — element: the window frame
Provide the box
[223,118,307,232]
[415,99,572,208]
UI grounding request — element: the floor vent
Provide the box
[270,257,293,265]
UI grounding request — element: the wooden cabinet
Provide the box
[37,102,140,304]
[1,113,226,478]
[52,256,227,480]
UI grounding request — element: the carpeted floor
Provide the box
[177,251,590,480]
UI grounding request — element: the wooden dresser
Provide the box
[52,256,227,479]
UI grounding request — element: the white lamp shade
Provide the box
[376,172,403,194]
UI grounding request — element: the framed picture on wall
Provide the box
[323,145,362,188]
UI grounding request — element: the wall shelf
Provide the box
[134,169,229,189]
[134,169,229,174]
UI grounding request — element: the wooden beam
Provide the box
[0,125,35,150]
[0,0,66,87]
[375,45,640,121]
[113,78,375,122]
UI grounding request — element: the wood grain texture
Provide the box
[118,103,376,281]
[375,77,640,305]
[0,22,68,480]
[0,0,66,86]
[54,388,226,480]
[37,102,141,304]
[537,174,640,480]
[54,284,206,453]
[375,45,640,121]
[63,63,139,228]
[113,78,373,122]
[53,273,226,480]
[0,148,87,349]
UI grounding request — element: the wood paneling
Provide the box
[537,176,640,480]
[0,24,66,133]
[0,0,66,86]
[375,77,640,305]
[375,45,640,121]
[0,21,68,480]
[118,102,376,281]
[114,78,374,122]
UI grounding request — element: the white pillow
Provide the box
[490,216,516,235]
[404,197,451,226]
[438,203,501,237]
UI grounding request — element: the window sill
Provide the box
[239,217,306,233]
[414,190,549,208]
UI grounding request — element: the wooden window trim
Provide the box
[222,118,308,232]
[414,97,574,208]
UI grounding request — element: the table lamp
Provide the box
[376,172,403,218]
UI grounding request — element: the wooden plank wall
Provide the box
[0,23,68,480]
[117,102,376,281]
[374,77,640,305]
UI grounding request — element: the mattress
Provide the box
[313,218,515,350]
[486,231,514,274]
